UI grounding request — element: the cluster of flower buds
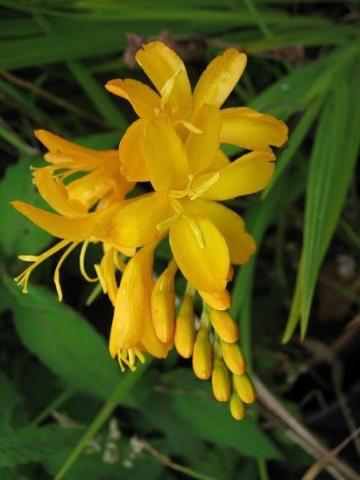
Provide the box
[13,40,287,421]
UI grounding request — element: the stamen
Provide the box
[160,67,182,109]
[189,172,220,200]
[14,239,70,294]
[118,349,137,372]
[79,241,98,282]
[169,174,194,199]
[183,215,206,249]
[134,348,146,364]
[178,120,203,134]
[156,214,179,231]
[53,241,78,301]
[94,263,107,294]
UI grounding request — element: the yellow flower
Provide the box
[110,111,267,297]
[12,133,133,301]
[105,41,288,182]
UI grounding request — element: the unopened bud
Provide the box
[230,393,245,420]
[210,309,239,343]
[211,359,231,402]
[192,327,212,380]
[175,291,195,358]
[233,373,256,404]
[199,289,231,311]
[151,261,177,343]
[221,341,246,374]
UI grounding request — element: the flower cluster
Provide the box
[13,41,287,420]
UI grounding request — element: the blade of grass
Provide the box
[283,48,360,341]
[55,361,149,480]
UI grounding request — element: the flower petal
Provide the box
[119,119,149,182]
[184,199,256,264]
[135,41,192,119]
[140,119,188,192]
[34,167,87,217]
[194,151,275,201]
[34,130,112,168]
[111,193,172,248]
[105,79,160,118]
[193,49,247,111]
[220,107,288,151]
[12,201,96,241]
[109,246,154,354]
[169,216,229,292]
[185,104,221,175]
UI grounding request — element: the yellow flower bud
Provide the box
[192,327,213,380]
[175,291,195,358]
[151,260,177,343]
[233,373,256,404]
[211,359,231,402]
[199,289,231,311]
[229,393,245,421]
[210,309,239,343]
[221,340,246,375]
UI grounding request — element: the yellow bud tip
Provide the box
[210,309,239,343]
[233,373,256,404]
[221,341,246,375]
[192,328,213,380]
[199,289,231,311]
[211,359,231,402]
[230,393,246,421]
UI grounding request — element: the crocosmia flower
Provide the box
[13,41,288,420]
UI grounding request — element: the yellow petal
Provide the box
[140,119,188,192]
[193,49,247,111]
[213,149,230,170]
[194,151,275,201]
[34,130,112,168]
[220,107,288,151]
[111,193,172,249]
[185,104,221,175]
[184,199,256,264]
[169,216,229,293]
[105,79,160,118]
[34,167,86,218]
[140,312,171,359]
[12,201,95,241]
[119,119,149,182]
[109,246,154,354]
[135,41,192,119]
[198,289,232,311]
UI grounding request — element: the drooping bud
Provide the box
[221,340,246,375]
[151,260,177,343]
[229,393,245,420]
[109,245,154,356]
[233,373,256,404]
[192,326,213,380]
[175,286,195,358]
[211,358,231,402]
[210,309,239,343]
[199,289,231,311]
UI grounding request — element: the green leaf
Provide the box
[0,373,23,433]
[0,425,81,468]
[5,279,122,401]
[283,49,360,341]
[0,157,51,257]
[164,369,282,460]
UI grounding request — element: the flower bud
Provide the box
[233,373,256,404]
[175,291,195,358]
[229,393,245,421]
[151,260,177,343]
[210,309,239,343]
[192,327,213,380]
[199,289,231,311]
[211,359,231,402]
[221,340,246,375]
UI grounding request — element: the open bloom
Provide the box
[12,132,133,301]
[110,108,273,300]
[106,40,288,182]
